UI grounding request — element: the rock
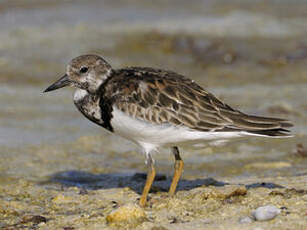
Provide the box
[252,205,280,221]
[21,215,47,224]
[238,216,253,224]
[200,185,247,200]
[106,204,147,227]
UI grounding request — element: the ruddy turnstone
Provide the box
[44,54,292,207]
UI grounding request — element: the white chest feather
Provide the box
[73,88,88,101]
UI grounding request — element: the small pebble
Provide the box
[106,203,147,227]
[79,187,88,195]
[252,205,280,221]
[21,215,47,224]
[238,216,253,224]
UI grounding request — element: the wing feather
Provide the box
[106,67,292,135]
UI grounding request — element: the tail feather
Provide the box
[242,114,293,128]
[221,112,293,137]
[247,128,291,137]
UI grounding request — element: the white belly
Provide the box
[110,107,246,153]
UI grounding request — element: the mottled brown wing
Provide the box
[107,67,292,135]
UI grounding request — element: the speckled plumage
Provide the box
[103,66,292,136]
[44,53,293,149]
[44,54,293,207]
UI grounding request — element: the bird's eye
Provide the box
[80,66,89,74]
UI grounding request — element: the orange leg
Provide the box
[169,146,184,196]
[139,155,156,207]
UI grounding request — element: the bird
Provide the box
[44,54,292,207]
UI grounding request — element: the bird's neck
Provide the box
[73,88,89,103]
[73,87,114,132]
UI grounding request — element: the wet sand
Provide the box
[1,173,306,229]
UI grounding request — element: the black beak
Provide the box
[43,74,71,93]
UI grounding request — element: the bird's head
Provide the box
[44,54,112,94]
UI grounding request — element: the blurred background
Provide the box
[0,0,306,184]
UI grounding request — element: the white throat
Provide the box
[73,88,88,103]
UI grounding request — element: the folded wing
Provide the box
[107,67,292,137]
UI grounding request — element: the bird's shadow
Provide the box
[42,170,284,194]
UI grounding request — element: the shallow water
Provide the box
[0,0,307,186]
